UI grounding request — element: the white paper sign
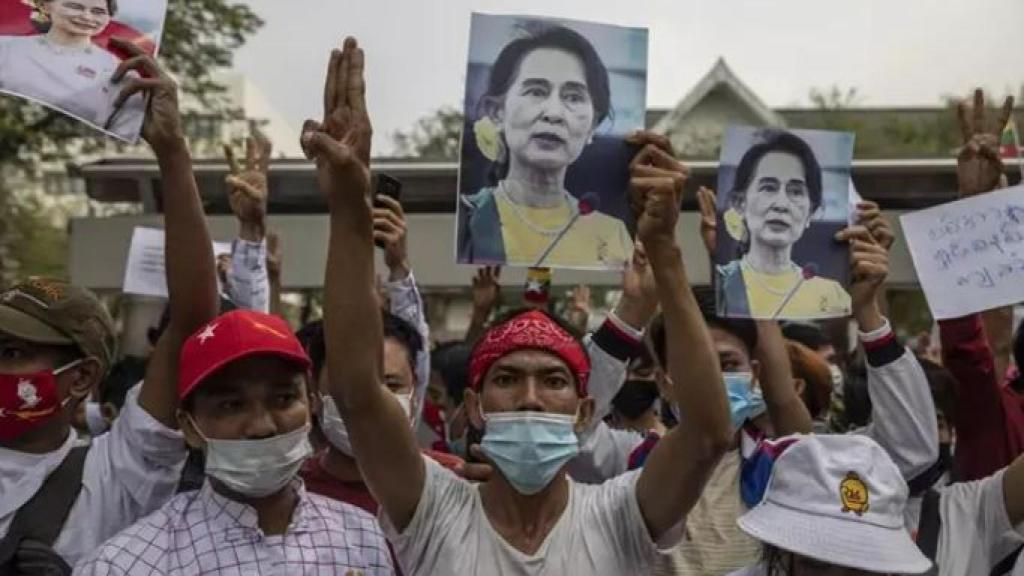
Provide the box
[901,185,1024,320]
[123,227,232,297]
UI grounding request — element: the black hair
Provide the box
[916,355,958,425]
[611,379,660,421]
[729,130,823,257]
[762,545,792,576]
[781,322,828,351]
[299,311,423,383]
[431,340,472,405]
[649,293,758,370]
[99,355,146,408]
[1013,318,1024,394]
[479,23,611,183]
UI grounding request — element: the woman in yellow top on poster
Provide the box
[715,130,851,319]
[457,24,633,270]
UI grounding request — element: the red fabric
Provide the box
[469,310,590,394]
[0,369,61,440]
[939,314,1024,480]
[420,400,449,453]
[0,4,156,55]
[178,310,311,400]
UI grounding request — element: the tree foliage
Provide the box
[392,106,464,160]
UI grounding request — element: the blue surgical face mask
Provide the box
[479,410,579,495]
[668,372,765,430]
[724,372,765,429]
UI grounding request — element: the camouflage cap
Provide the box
[0,278,117,376]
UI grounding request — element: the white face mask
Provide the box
[189,416,313,498]
[320,392,412,456]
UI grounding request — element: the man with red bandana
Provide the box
[307,37,733,575]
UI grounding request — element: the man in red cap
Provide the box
[76,309,394,575]
[308,38,732,575]
[0,37,219,574]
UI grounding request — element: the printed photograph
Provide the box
[0,0,167,142]
[714,126,855,320]
[455,13,648,270]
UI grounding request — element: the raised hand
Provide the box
[373,194,410,279]
[626,131,688,250]
[224,130,272,239]
[266,230,282,281]
[696,186,718,255]
[854,200,894,250]
[836,225,888,331]
[471,266,501,314]
[302,37,374,208]
[109,37,183,152]
[956,88,1015,197]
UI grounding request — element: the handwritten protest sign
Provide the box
[901,185,1024,320]
[123,227,231,298]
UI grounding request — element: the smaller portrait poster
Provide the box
[714,126,855,320]
[455,12,649,271]
[0,0,168,142]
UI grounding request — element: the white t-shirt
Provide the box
[0,34,145,140]
[0,385,187,567]
[935,469,1024,576]
[380,456,666,576]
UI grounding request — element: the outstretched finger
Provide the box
[335,38,353,115]
[255,129,273,173]
[626,130,674,155]
[957,101,973,142]
[973,88,986,136]
[245,136,257,171]
[223,144,240,175]
[323,49,341,120]
[347,41,367,116]
[697,187,717,219]
[300,119,323,159]
[111,53,159,83]
[112,78,163,109]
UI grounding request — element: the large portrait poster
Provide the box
[0,0,167,142]
[456,13,649,271]
[714,126,855,320]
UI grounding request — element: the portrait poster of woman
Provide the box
[0,0,167,142]
[456,13,649,271]
[714,126,855,320]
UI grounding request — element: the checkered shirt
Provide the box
[73,479,394,575]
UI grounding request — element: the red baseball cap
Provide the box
[178,310,311,400]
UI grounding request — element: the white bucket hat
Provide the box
[737,434,932,574]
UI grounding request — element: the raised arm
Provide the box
[375,194,432,419]
[629,132,732,541]
[465,266,501,343]
[223,131,272,313]
[840,215,939,479]
[308,38,424,531]
[754,320,813,436]
[109,38,219,427]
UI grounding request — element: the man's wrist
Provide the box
[854,300,885,333]
[387,261,411,282]
[239,221,266,242]
[152,137,190,164]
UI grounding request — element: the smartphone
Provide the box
[373,173,403,249]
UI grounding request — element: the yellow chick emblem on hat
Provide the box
[840,471,870,516]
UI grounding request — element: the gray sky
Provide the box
[232,0,1024,156]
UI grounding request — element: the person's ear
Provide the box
[574,397,595,434]
[64,357,102,404]
[483,96,505,126]
[100,402,119,425]
[177,409,205,450]
[793,378,807,398]
[465,390,484,430]
[750,358,763,388]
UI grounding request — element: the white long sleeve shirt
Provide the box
[0,385,187,567]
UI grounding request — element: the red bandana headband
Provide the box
[469,310,591,395]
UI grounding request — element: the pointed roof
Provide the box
[652,58,785,133]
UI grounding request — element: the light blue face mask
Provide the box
[479,411,579,495]
[670,372,765,430]
[724,372,765,429]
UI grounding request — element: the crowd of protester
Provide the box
[0,35,1022,576]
